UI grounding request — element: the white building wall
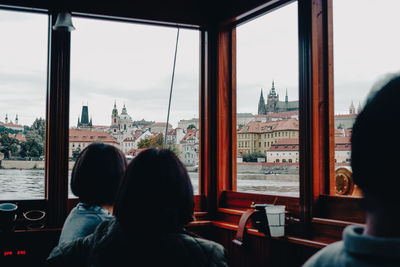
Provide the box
[266,150,299,163]
[175,128,185,144]
[335,150,351,163]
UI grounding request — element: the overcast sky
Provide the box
[1,0,400,128]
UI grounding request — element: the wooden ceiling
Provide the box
[0,0,289,28]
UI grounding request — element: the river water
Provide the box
[0,169,299,200]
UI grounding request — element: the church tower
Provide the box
[77,105,92,128]
[5,113,8,124]
[349,101,355,114]
[357,102,362,114]
[15,114,18,125]
[111,101,120,133]
[285,88,288,103]
[266,80,279,113]
[257,89,267,115]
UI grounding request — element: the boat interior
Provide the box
[0,0,371,266]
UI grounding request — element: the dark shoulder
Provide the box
[188,235,225,252]
[303,241,345,267]
[169,233,227,267]
[45,219,116,267]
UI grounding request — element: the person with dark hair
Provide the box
[46,148,227,267]
[304,74,400,266]
[58,143,127,244]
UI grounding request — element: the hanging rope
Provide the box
[164,28,180,147]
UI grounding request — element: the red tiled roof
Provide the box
[266,110,298,118]
[123,136,136,142]
[335,114,358,118]
[335,129,352,137]
[335,136,351,151]
[133,130,144,139]
[7,132,27,142]
[181,131,198,143]
[91,125,110,129]
[150,122,173,128]
[126,148,146,156]
[69,129,119,144]
[335,136,351,144]
[1,122,24,128]
[239,118,299,133]
[167,128,177,135]
[267,138,299,151]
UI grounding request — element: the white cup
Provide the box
[265,205,285,237]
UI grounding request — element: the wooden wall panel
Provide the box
[211,226,319,267]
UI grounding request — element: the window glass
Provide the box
[333,0,400,196]
[236,2,299,196]
[0,10,48,200]
[69,18,199,197]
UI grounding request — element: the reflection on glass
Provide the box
[69,18,199,197]
[236,2,299,196]
[0,10,47,200]
[333,0,400,196]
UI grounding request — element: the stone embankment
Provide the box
[238,162,299,174]
[0,160,75,170]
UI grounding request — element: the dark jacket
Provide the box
[46,219,227,267]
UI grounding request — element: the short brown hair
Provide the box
[114,148,194,233]
[71,143,127,206]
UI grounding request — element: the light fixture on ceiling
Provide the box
[53,12,75,32]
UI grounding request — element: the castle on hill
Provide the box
[257,81,299,115]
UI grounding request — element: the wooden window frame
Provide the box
[201,0,365,242]
[201,0,303,225]
[0,6,206,228]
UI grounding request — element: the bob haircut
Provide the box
[71,143,127,206]
[114,148,194,233]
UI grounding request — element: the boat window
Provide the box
[332,0,400,197]
[0,10,48,200]
[236,2,299,196]
[69,17,200,196]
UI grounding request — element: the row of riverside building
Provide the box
[68,103,199,167]
[237,111,353,164]
[2,94,356,165]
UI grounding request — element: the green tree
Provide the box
[0,132,19,159]
[137,138,151,149]
[20,139,43,159]
[72,147,81,160]
[19,118,46,159]
[0,125,21,135]
[31,118,45,140]
[187,124,196,130]
[166,144,180,155]
[137,134,164,149]
[243,152,266,162]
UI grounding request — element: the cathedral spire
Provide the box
[285,88,288,103]
[112,101,119,116]
[122,103,127,114]
[257,89,267,115]
[349,101,355,114]
[15,114,18,125]
[269,80,277,97]
[5,113,8,124]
